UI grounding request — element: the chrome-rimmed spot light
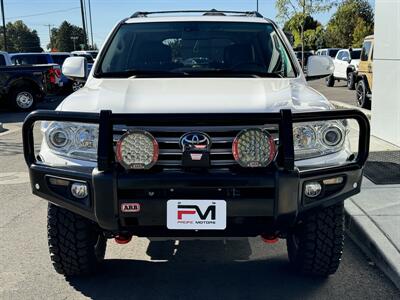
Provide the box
[321,124,344,147]
[304,182,322,198]
[71,182,88,199]
[116,130,159,170]
[232,128,276,168]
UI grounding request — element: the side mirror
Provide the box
[62,57,88,81]
[306,55,334,81]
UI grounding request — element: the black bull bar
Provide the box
[22,109,370,233]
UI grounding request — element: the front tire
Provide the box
[326,75,335,87]
[356,80,370,108]
[347,72,355,90]
[287,202,345,276]
[47,204,107,277]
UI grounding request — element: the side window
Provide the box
[0,55,6,66]
[336,51,344,60]
[341,51,350,61]
[361,41,372,61]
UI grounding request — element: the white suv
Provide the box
[326,48,362,89]
[22,10,369,278]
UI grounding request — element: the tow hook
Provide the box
[114,235,132,244]
[261,234,279,244]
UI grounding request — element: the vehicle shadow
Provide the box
[67,239,325,300]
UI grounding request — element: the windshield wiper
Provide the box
[98,69,189,78]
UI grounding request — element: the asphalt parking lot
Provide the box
[309,78,359,107]
[0,85,397,299]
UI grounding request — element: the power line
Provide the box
[5,7,80,20]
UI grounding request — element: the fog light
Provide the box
[71,182,88,199]
[304,182,322,198]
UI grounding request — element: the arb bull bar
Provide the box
[22,109,370,236]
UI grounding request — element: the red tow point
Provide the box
[114,235,132,244]
[261,234,279,244]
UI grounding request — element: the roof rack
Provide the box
[130,9,264,18]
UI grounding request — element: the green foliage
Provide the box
[276,0,335,51]
[48,21,87,52]
[325,0,374,48]
[0,20,42,52]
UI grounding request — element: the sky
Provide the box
[1,0,375,50]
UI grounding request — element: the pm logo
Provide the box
[177,204,216,220]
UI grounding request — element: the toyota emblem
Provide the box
[179,132,211,151]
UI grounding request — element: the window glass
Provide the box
[336,51,344,60]
[350,50,361,59]
[11,55,50,65]
[328,49,339,58]
[0,55,6,66]
[99,22,296,78]
[361,41,372,61]
[51,55,70,65]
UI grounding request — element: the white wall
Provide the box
[371,0,400,146]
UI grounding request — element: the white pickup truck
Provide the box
[22,10,370,278]
[326,48,362,90]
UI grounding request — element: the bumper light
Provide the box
[304,182,322,198]
[232,128,276,168]
[116,130,159,170]
[71,182,88,199]
[323,176,344,185]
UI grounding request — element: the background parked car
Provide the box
[316,48,341,58]
[0,62,61,111]
[326,48,361,90]
[355,35,374,108]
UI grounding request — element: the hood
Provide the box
[59,77,332,113]
[351,59,360,69]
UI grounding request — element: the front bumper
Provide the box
[23,109,370,237]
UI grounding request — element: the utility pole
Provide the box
[44,24,54,51]
[1,0,7,51]
[88,0,94,49]
[71,36,78,51]
[79,0,87,49]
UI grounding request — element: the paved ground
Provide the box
[309,78,358,107]
[1,94,399,298]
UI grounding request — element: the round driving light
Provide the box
[116,130,159,170]
[71,182,88,199]
[49,128,69,148]
[304,182,322,198]
[293,125,317,150]
[322,126,343,147]
[232,128,276,168]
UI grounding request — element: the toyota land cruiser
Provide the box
[22,10,370,277]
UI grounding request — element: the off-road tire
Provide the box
[326,75,335,87]
[287,202,345,276]
[47,203,107,277]
[356,80,370,108]
[347,72,355,90]
[10,85,37,111]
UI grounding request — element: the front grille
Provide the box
[113,125,278,169]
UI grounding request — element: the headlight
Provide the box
[293,121,346,160]
[232,128,276,168]
[44,122,98,161]
[116,130,159,170]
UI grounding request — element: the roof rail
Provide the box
[130,9,264,18]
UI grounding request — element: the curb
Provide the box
[345,202,400,289]
[331,101,372,120]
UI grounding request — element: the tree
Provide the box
[276,0,336,67]
[325,0,374,48]
[283,14,321,49]
[0,20,42,52]
[48,21,86,52]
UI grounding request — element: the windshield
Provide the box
[98,22,296,78]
